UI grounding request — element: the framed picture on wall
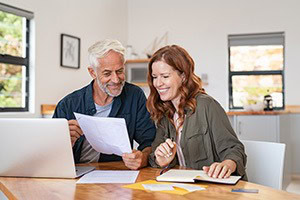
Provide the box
[60,34,80,69]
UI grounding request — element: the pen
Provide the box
[171,137,175,142]
[160,165,170,175]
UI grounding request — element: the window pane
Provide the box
[0,10,25,57]
[0,63,25,108]
[232,75,283,108]
[230,45,283,71]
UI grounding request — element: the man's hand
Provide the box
[122,147,151,170]
[68,120,83,146]
[202,159,237,179]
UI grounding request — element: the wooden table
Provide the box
[1,161,300,200]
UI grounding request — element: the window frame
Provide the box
[228,32,285,110]
[0,3,33,112]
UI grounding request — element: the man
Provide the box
[53,39,156,170]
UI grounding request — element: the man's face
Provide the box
[92,51,125,97]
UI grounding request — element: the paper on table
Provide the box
[142,183,205,192]
[171,183,206,192]
[142,184,174,191]
[74,112,132,156]
[123,180,207,195]
[77,170,139,184]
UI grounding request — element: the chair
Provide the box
[241,140,286,190]
[41,104,56,118]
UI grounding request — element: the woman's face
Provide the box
[151,61,184,103]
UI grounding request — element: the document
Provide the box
[123,180,207,195]
[156,169,241,185]
[142,184,174,191]
[77,170,139,184]
[74,113,132,156]
[142,183,205,192]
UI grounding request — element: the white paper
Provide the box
[74,112,132,156]
[142,183,205,192]
[142,184,174,191]
[171,183,206,192]
[76,170,139,184]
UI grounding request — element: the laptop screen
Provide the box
[0,118,78,178]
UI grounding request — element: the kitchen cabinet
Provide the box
[231,115,279,142]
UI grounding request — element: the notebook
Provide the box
[156,169,241,185]
[0,118,94,178]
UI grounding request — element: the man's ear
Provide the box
[88,66,97,79]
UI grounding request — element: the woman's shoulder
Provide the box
[194,93,225,112]
[195,93,215,106]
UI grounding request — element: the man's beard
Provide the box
[96,78,125,97]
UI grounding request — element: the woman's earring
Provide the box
[181,75,186,83]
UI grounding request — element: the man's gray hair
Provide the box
[88,39,125,68]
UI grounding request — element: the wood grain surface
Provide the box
[1,161,300,200]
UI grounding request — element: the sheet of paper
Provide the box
[77,170,139,184]
[123,180,207,195]
[142,184,174,191]
[74,112,132,156]
[142,183,205,192]
[171,183,206,192]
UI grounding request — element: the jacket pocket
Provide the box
[187,125,208,163]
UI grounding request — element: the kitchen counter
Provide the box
[227,105,300,116]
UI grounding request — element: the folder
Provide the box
[156,169,241,185]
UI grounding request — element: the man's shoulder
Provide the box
[58,83,91,105]
[122,82,145,97]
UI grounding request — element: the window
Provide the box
[228,32,285,110]
[0,3,33,112]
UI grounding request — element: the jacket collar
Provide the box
[109,82,128,117]
[85,80,96,115]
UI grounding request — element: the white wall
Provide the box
[127,0,300,110]
[0,0,128,117]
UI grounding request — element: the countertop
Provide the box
[227,105,300,116]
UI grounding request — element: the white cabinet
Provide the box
[233,115,279,142]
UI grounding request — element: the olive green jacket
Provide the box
[149,94,247,180]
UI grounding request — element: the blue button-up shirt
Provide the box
[53,80,156,163]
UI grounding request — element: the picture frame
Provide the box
[60,34,80,69]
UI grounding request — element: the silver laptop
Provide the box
[0,118,94,178]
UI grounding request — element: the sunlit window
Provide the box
[0,3,33,112]
[228,33,284,110]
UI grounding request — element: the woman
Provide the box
[147,45,247,180]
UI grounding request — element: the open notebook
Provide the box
[156,169,241,185]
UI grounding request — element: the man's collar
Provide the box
[85,80,96,114]
[85,80,126,116]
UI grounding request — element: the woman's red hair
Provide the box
[146,45,205,131]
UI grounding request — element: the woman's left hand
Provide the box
[202,159,237,179]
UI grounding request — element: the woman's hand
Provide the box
[202,159,237,179]
[154,139,177,168]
